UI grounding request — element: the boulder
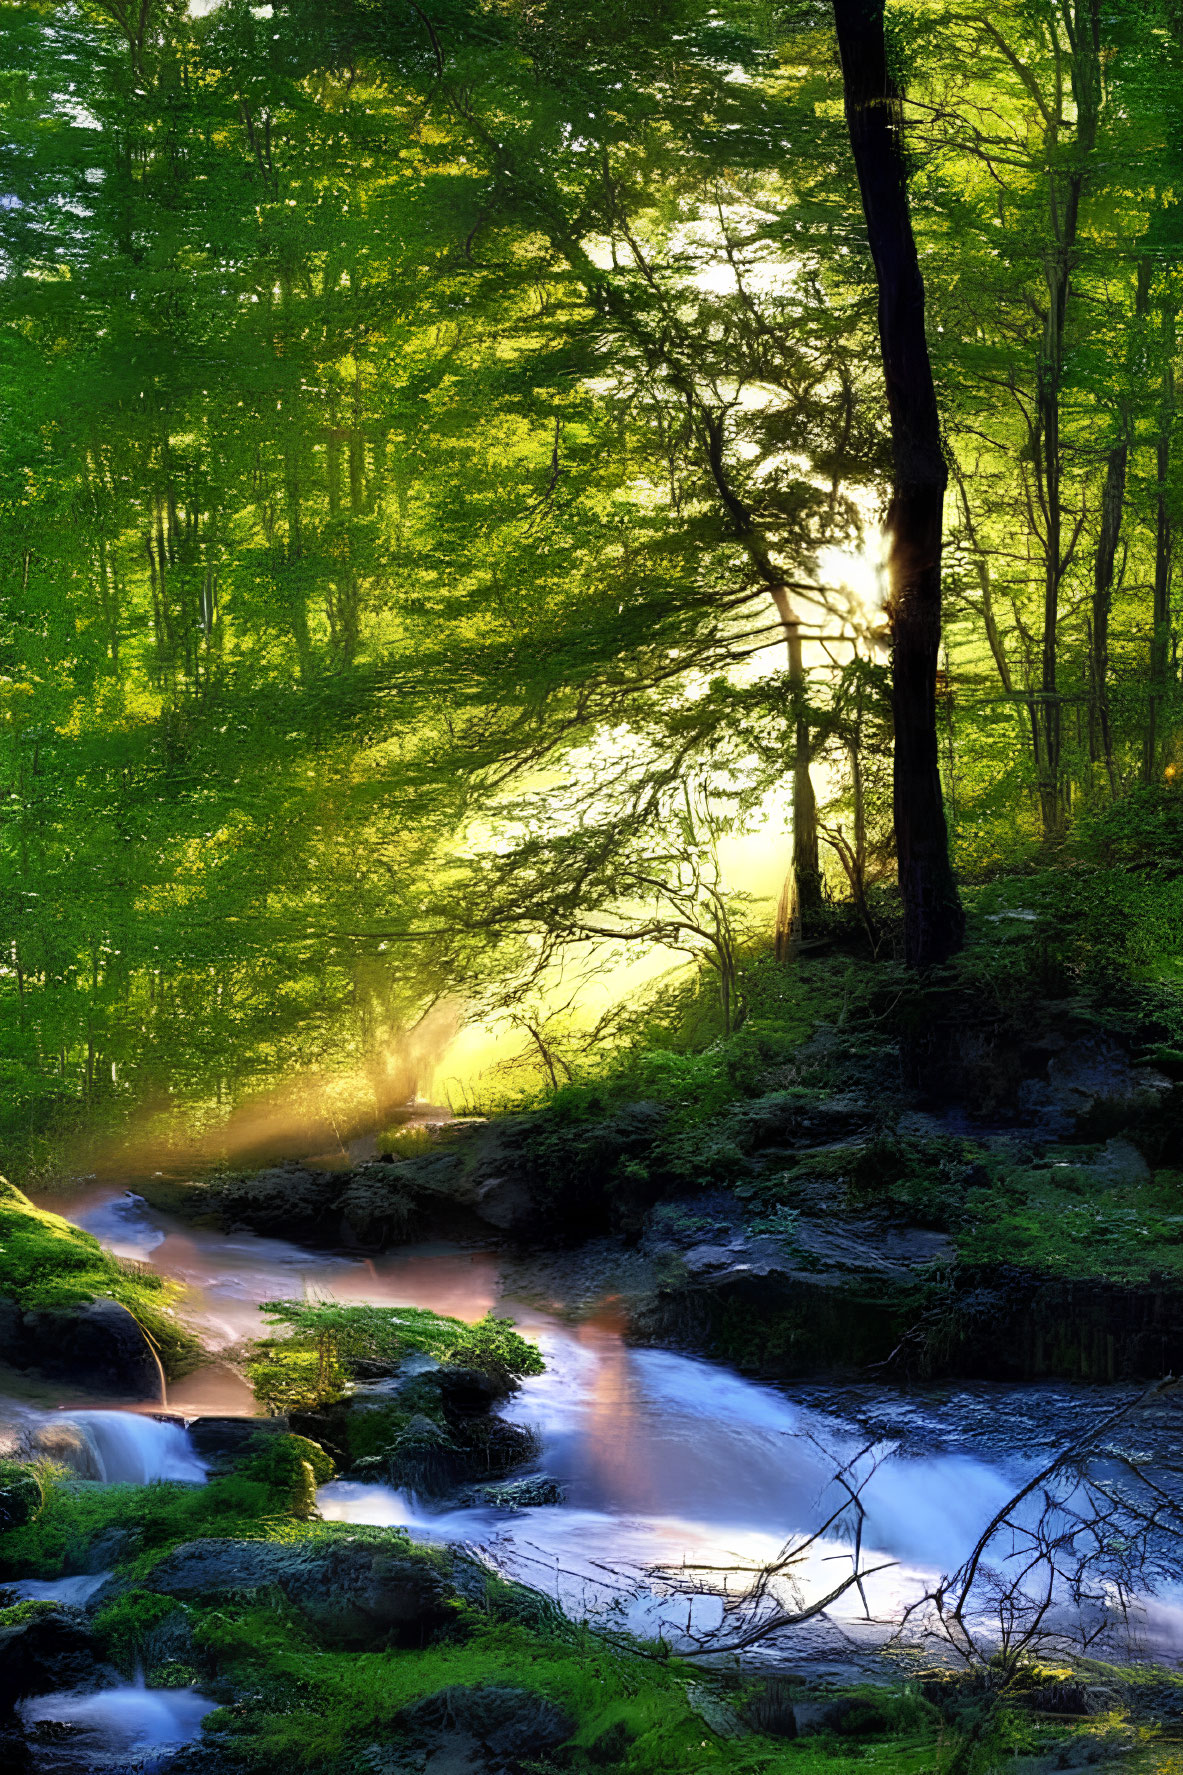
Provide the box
[470,1173,535,1234]
[204,1163,339,1242]
[77,1527,135,1576]
[396,1684,573,1768]
[14,1299,163,1401]
[186,1415,291,1473]
[139,1602,197,1672]
[471,1475,563,1510]
[139,1539,454,1649]
[0,1608,113,1715]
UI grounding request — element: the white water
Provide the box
[4,1403,208,1485]
[9,1572,110,1606]
[19,1680,216,1770]
[319,1321,1036,1647]
[66,1412,207,1484]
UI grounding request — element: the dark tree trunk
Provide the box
[1092,438,1127,797]
[770,586,823,935]
[1147,337,1175,781]
[832,0,963,967]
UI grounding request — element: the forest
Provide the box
[5,2,1183,1774]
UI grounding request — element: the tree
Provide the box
[831,0,964,967]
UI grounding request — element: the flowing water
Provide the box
[18,1680,218,1772]
[3,1404,207,1486]
[9,1186,1183,1679]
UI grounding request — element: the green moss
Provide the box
[0,1596,59,1627]
[93,1589,186,1671]
[193,1602,944,1775]
[243,1433,335,1517]
[956,1162,1183,1286]
[0,1466,297,1580]
[5,1440,1177,1775]
[0,1176,201,1377]
[344,1402,415,1463]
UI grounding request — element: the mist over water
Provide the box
[66,1188,499,1347]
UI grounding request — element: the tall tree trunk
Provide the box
[1091,437,1127,797]
[1147,332,1176,780]
[832,0,963,967]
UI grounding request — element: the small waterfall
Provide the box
[10,1573,111,1606]
[41,1411,207,1485]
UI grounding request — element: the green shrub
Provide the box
[248,1303,544,1414]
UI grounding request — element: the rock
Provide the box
[790,1693,897,1737]
[790,1696,860,1736]
[461,1417,539,1480]
[0,1297,22,1356]
[186,1416,291,1472]
[1030,1037,1174,1137]
[207,1163,340,1241]
[727,1091,872,1152]
[77,1527,135,1578]
[1092,1136,1152,1185]
[1009,1730,1138,1772]
[139,1539,454,1649]
[470,1173,534,1234]
[0,1608,111,1714]
[433,1367,503,1413]
[685,1682,749,1739]
[743,1676,803,1738]
[15,1299,163,1401]
[471,1475,563,1509]
[338,1170,434,1248]
[371,1413,457,1494]
[140,1603,197,1671]
[396,1684,573,1768]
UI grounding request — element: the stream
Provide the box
[5,1182,1183,1764]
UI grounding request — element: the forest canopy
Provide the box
[2,0,1183,1175]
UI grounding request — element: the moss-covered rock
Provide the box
[136,1537,456,1649]
[393,1682,574,1766]
[0,1177,200,1385]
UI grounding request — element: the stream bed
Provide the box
[8,1186,1183,1685]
